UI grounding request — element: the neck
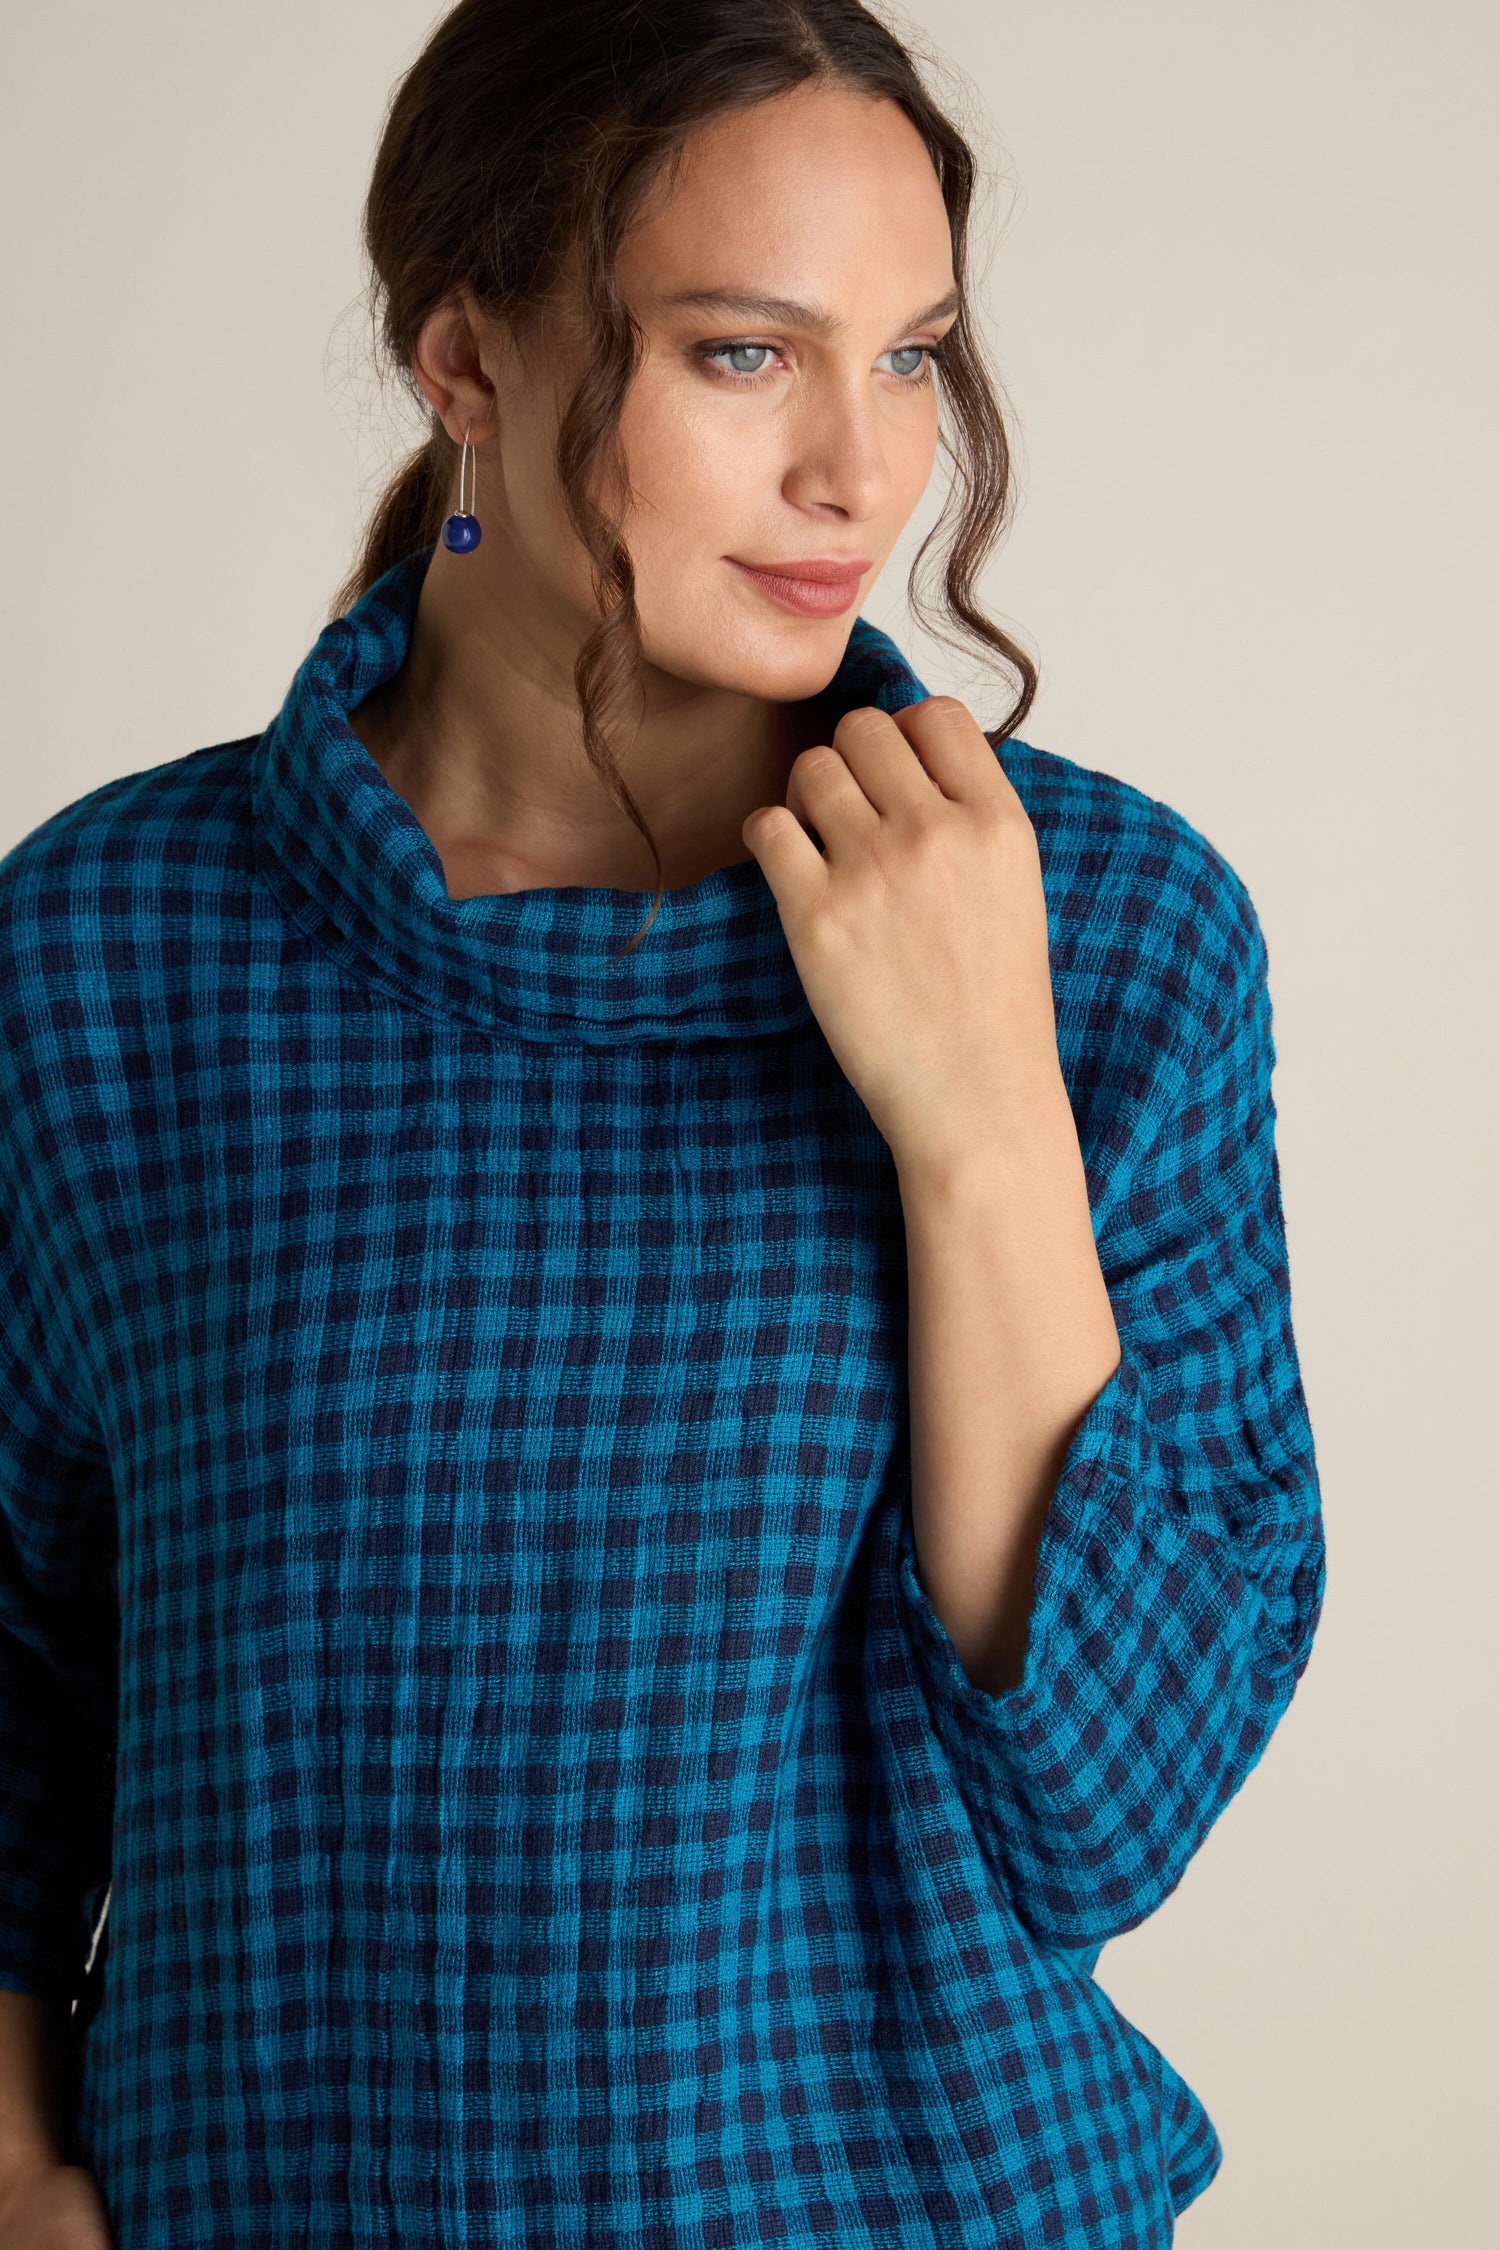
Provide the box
[346,536,825,901]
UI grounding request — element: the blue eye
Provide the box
[696,339,945,387]
[706,343,775,378]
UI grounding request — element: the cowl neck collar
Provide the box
[250,541,930,1045]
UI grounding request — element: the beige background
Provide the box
[2,2,1495,2241]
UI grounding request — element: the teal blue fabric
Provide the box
[0,543,1325,2246]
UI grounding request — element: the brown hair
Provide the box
[331,0,1038,955]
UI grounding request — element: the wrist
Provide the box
[0,2140,66,2196]
[893,1071,1081,1205]
[0,1984,66,2193]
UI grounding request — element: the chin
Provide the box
[659,607,859,706]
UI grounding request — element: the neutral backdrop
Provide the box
[2,3,1494,2243]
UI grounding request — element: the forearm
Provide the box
[896,1064,1121,1698]
[0,1989,66,2187]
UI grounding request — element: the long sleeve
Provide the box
[0,1175,118,2002]
[877,863,1326,1952]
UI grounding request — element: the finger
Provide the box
[783,744,878,863]
[884,695,1017,808]
[740,800,829,916]
[827,704,940,819]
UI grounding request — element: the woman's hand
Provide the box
[745,692,1120,1696]
[0,2161,114,2248]
[742,695,1062,1177]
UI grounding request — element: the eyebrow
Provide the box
[653,286,961,336]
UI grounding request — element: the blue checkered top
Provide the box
[0,543,1325,2247]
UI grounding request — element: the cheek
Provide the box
[620,386,765,567]
[910,401,943,483]
[884,397,942,509]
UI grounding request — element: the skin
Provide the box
[0,1984,110,2241]
[0,79,1121,2234]
[346,80,962,893]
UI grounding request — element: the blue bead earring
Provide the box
[441,417,482,553]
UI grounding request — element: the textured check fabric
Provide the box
[0,542,1325,2249]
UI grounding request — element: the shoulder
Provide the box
[0,733,257,934]
[0,734,259,1067]
[997,732,1269,1065]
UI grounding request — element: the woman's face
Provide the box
[484,81,960,706]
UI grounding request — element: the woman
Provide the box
[0,2,1325,2244]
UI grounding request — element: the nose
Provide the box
[779,370,897,525]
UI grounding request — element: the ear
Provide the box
[413,289,503,445]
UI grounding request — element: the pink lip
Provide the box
[727,555,873,618]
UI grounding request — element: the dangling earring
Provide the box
[441,417,482,553]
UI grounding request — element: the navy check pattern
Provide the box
[0,543,1325,2247]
